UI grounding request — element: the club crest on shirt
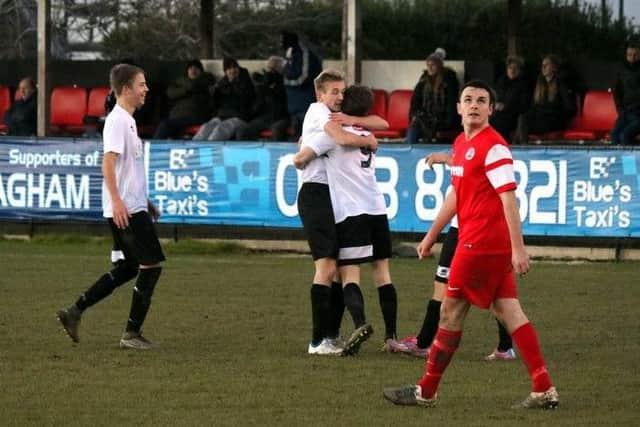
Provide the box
[465,147,475,160]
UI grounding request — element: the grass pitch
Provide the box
[0,237,638,426]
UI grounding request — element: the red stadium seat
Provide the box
[376,89,412,139]
[370,89,392,138]
[370,89,388,118]
[86,87,110,119]
[184,124,201,137]
[563,90,617,141]
[0,85,11,134]
[50,86,88,135]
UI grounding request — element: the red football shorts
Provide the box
[446,252,518,309]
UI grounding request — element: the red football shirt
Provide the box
[450,126,517,255]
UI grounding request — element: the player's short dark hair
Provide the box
[460,79,496,107]
[341,85,373,117]
[314,69,344,92]
[110,63,144,96]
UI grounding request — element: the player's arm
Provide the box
[499,190,530,276]
[102,151,130,229]
[417,191,457,259]
[293,146,317,170]
[425,152,452,167]
[329,112,389,130]
[324,120,378,151]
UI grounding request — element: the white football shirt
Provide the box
[306,125,387,223]
[299,102,331,184]
[101,104,148,218]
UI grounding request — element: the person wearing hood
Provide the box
[611,42,640,145]
[281,30,322,140]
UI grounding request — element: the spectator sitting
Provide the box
[516,54,576,143]
[154,59,216,139]
[406,52,459,144]
[4,77,37,136]
[237,56,290,141]
[193,57,255,141]
[490,55,530,143]
[611,42,640,145]
[281,30,322,140]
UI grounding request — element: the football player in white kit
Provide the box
[296,70,387,355]
[295,82,402,356]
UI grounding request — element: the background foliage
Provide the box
[0,0,634,63]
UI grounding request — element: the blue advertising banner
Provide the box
[0,139,104,221]
[1,138,639,237]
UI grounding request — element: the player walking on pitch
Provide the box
[383,80,558,409]
[57,64,165,350]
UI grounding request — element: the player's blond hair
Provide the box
[314,69,345,92]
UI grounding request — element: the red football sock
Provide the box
[416,327,462,398]
[512,322,553,392]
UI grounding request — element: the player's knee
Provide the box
[135,267,162,306]
[110,262,139,287]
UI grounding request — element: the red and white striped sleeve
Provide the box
[484,144,516,193]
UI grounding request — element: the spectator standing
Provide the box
[516,54,576,143]
[406,53,459,144]
[194,57,255,141]
[282,30,322,140]
[237,56,290,141]
[491,56,530,143]
[611,42,640,145]
[154,59,216,139]
[4,77,37,136]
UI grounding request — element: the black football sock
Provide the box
[377,283,397,340]
[496,319,513,351]
[417,299,442,349]
[327,281,345,338]
[125,267,162,333]
[75,263,138,312]
[343,283,366,328]
[310,284,331,346]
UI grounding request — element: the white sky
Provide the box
[582,0,640,25]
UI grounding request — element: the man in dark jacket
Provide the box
[193,57,255,141]
[281,30,322,140]
[237,56,290,141]
[4,77,37,136]
[611,43,640,145]
[154,59,216,139]
[491,56,530,143]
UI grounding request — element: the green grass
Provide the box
[1,238,638,426]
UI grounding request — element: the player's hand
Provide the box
[329,112,354,126]
[416,234,435,260]
[112,198,130,229]
[365,134,378,152]
[511,246,530,277]
[148,200,161,222]
[425,152,451,168]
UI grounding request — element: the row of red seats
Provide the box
[371,89,618,143]
[0,85,110,136]
[529,90,617,142]
[0,86,618,142]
